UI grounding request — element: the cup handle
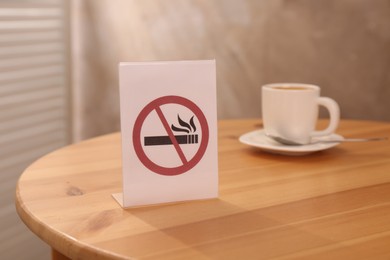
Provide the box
[311,97,340,137]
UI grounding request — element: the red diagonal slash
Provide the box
[155,106,188,164]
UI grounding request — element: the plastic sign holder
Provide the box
[113,60,218,208]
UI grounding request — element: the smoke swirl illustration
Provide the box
[171,115,196,133]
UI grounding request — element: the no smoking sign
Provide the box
[133,95,209,176]
[116,60,218,208]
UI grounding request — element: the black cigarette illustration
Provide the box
[145,134,198,146]
[144,115,198,146]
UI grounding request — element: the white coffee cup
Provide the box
[262,83,340,144]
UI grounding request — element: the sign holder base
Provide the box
[112,193,125,208]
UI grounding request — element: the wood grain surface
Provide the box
[16,119,390,259]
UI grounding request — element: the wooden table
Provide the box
[16,119,390,259]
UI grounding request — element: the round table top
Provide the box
[16,119,390,259]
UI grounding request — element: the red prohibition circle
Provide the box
[133,96,209,176]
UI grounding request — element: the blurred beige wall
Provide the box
[72,0,390,141]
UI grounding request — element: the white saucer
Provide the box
[239,129,343,156]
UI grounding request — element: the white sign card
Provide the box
[113,60,218,208]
